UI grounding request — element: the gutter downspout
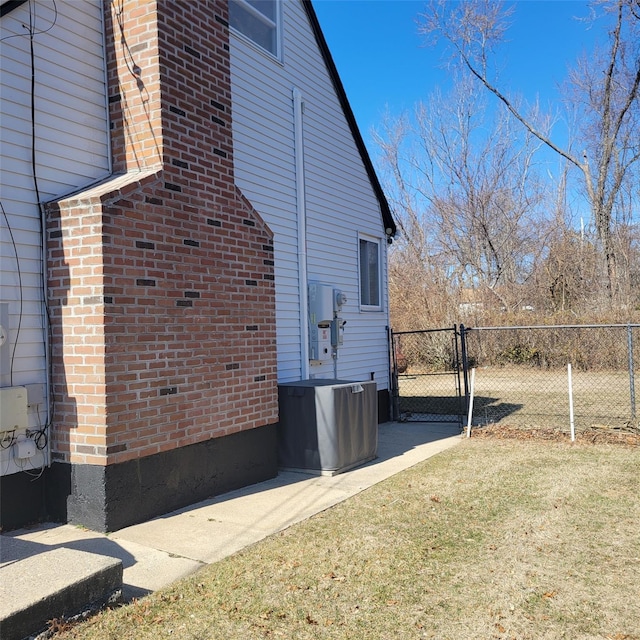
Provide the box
[293,88,309,379]
[384,237,392,419]
[100,3,113,176]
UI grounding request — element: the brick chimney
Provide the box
[46,0,278,532]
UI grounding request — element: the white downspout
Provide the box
[40,207,51,469]
[100,1,113,175]
[293,88,310,379]
[384,236,392,403]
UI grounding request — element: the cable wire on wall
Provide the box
[0,201,23,387]
[27,0,57,452]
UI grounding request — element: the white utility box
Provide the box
[0,386,28,433]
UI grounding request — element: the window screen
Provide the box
[229,0,279,57]
[359,238,381,307]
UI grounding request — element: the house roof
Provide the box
[0,0,28,18]
[303,0,397,239]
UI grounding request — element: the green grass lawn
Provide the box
[54,439,640,640]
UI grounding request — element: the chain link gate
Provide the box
[391,326,465,424]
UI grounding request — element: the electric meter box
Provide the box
[308,283,334,363]
[308,283,347,363]
[310,325,331,361]
[308,283,334,325]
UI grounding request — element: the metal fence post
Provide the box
[628,324,636,421]
[459,324,470,415]
[389,327,400,422]
[452,324,464,426]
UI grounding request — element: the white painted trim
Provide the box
[358,233,383,312]
[229,0,283,62]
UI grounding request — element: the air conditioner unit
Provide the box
[277,379,377,475]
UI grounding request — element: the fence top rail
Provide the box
[466,323,640,332]
[392,326,457,336]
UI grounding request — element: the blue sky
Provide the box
[312,1,599,148]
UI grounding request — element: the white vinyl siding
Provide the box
[230,0,390,388]
[0,0,109,471]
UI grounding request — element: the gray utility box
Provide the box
[277,379,378,476]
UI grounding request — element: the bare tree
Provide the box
[420,0,640,300]
[374,73,549,321]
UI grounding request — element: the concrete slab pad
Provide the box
[111,538,203,600]
[179,476,354,528]
[109,484,347,566]
[1,524,203,603]
[115,517,277,566]
[0,542,121,640]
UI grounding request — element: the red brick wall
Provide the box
[48,193,111,465]
[47,0,278,466]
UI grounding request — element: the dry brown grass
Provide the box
[52,439,640,640]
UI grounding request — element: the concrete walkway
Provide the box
[0,421,461,639]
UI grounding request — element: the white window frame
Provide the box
[358,235,382,311]
[229,0,282,60]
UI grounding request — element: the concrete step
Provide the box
[0,537,122,640]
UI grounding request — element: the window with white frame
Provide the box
[359,236,381,309]
[229,0,280,58]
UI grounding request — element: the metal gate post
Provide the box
[628,324,636,421]
[459,324,470,415]
[452,324,465,427]
[389,327,400,421]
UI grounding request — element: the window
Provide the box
[229,0,280,57]
[359,237,381,308]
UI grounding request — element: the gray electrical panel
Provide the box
[277,379,377,475]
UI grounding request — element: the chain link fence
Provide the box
[461,324,639,433]
[391,324,639,434]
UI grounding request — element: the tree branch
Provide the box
[455,44,586,173]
